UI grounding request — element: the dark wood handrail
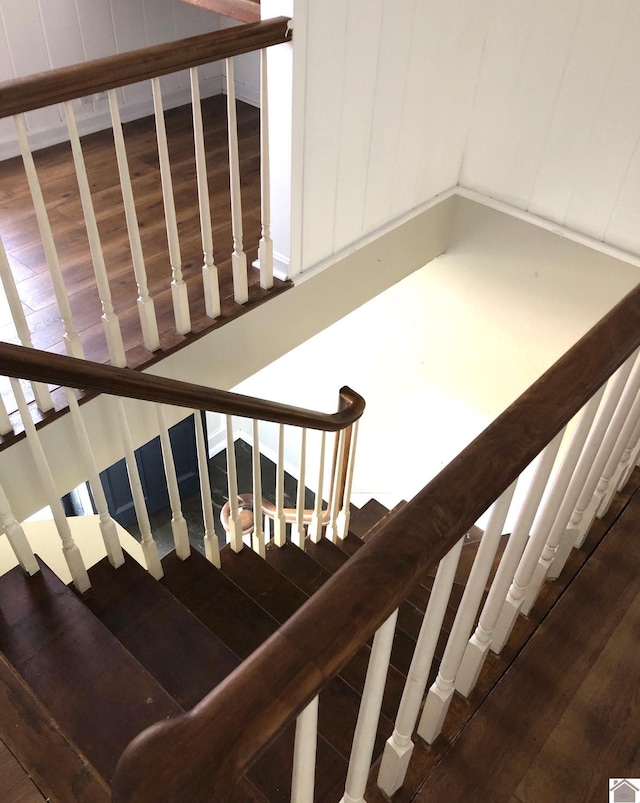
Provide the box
[0,342,364,432]
[111,281,640,801]
[0,17,291,119]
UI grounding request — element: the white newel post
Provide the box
[291,696,319,803]
[419,483,516,744]
[156,405,190,559]
[190,66,221,319]
[0,236,53,411]
[11,378,90,592]
[291,427,307,547]
[195,411,220,567]
[114,399,163,579]
[0,479,39,576]
[225,415,244,552]
[273,424,287,547]
[14,114,84,359]
[309,431,327,543]
[251,420,266,557]
[151,77,191,335]
[108,89,160,352]
[64,101,126,367]
[521,389,606,614]
[258,48,274,289]
[490,432,565,653]
[65,388,124,569]
[340,610,398,803]
[226,58,249,304]
[377,538,464,796]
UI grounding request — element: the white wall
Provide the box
[293,0,491,275]
[0,0,260,158]
[461,0,640,259]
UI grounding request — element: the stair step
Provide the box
[83,555,240,709]
[348,498,392,539]
[0,560,181,783]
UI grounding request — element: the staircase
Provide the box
[0,500,473,803]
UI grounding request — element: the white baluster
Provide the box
[419,483,516,744]
[114,399,163,579]
[340,609,398,803]
[252,419,265,558]
[225,415,244,552]
[273,424,287,547]
[258,48,274,290]
[595,378,640,518]
[337,422,359,540]
[11,378,90,592]
[0,395,13,436]
[0,236,53,411]
[190,66,221,319]
[291,428,307,548]
[616,414,640,492]
[14,114,84,359]
[0,479,39,575]
[490,432,566,653]
[519,389,606,616]
[226,58,249,304]
[291,696,318,803]
[195,412,219,568]
[64,101,126,368]
[326,429,347,543]
[378,538,464,795]
[308,431,327,543]
[65,388,124,569]
[569,350,640,546]
[151,77,191,335]
[156,405,190,560]
[548,359,637,579]
[108,89,160,352]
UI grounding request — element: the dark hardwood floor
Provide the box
[0,94,290,430]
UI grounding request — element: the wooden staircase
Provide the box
[0,499,474,802]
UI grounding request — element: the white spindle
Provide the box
[340,609,398,803]
[252,419,265,557]
[549,351,639,577]
[258,48,274,290]
[337,421,359,540]
[65,388,124,569]
[0,479,39,575]
[378,538,465,796]
[226,58,249,304]
[115,399,163,579]
[64,101,126,367]
[190,66,221,319]
[108,89,160,352]
[616,414,640,492]
[195,411,219,567]
[518,389,606,617]
[326,429,347,543]
[309,431,327,543]
[0,237,53,411]
[291,696,319,803]
[419,483,516,744]
[273,424,287,547]
[292,428,307,548]
[151,77,191,335]
[14,114,84,359]
[225,415,244,552]
[490,433,566,653]
[0,395,13,436]
[11,378,90,592]
[156,405,190,560]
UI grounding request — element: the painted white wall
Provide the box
[0,0,261,158]
[461,0,640,260]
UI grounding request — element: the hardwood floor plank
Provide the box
[0,740,46,803]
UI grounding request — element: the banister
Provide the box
[111,280,640,802]
[0,342,364,432]
[0,16,291,119]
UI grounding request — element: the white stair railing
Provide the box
[195,411,220,568]
[0,479,39,576]
[0,393,12,436]
[291,696,319,803]
[258,48,274,290]
[156,404,190,560]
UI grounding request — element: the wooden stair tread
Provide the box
[348,499,392,539]
[83,555,240,709]
[0,560,181,782]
